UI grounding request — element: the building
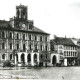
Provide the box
[50,36,78,66]
[0,4,50,66]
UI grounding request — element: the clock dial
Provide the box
[22,23,26,27]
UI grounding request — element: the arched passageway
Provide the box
[34,54,37,63]
[21,53,25,63]
[52,55,57,65]
[27,53,31,63]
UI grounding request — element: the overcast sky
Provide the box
[0,0,80,39]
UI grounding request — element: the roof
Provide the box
[0,20,9,27]
[51,37,75,46]
[0,20,50,35]
[34,27,49,34]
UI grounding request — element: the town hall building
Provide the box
[0,4,50,66]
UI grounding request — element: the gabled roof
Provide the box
[0,20,49,35]
[51,37,75,46]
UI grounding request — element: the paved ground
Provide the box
[0,66,79,80]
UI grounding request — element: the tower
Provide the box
[16,4,28,20]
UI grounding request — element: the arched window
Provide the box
[17,33,19,39]
[23,34,25,40]
[17,44,19,50]
[2,54,5,59]
[40,36,42,41]
[23,44,25,51]
[29,35,31,40]
[2,31,5,38]
[10,32,12,39]
[29,24,33,30]
[2,43,5,49]
[40,45,42,51]
[45,46,47,51]
[10,43,12,49]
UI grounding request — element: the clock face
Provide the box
[22,23,26,28]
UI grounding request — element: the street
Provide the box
[0,66,79,80]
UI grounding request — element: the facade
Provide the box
[0,4,50,66]
[50,36,78,66]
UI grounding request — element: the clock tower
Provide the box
[16,4,28,20]
[14,4,28,30]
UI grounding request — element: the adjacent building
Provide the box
[0,4,50,66]
[50,36,78,66]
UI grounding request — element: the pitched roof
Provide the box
[0,20,9,27]
[51,37,75,46]
[0,20,49,35]
[34,27,49,34]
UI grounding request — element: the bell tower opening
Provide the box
[16,4,28,20]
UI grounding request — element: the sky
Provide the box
[0,0,80,39]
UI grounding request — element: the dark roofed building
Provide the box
[50,36,78,66]
[0,4,50,67]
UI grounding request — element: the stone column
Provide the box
[18,53,21,66]
[25,53,28,66]
[31,53,34,66]
[18,53,21,63]
[64,58,67,66]
[14,54,17,65]
[37,52,40,66]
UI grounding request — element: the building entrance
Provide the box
[52,55,56,66]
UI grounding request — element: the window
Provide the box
[46,54,47,59]
[10,32,12,39]
[40,36,42,41]
[73,52,74,56]
[17,44,19,50]
[2,31,5,38]
[23,34,25,40]
[75,52,77,56]
[35,45,37,50]
[29,35,31,40]
[17,33,19,39]
[71,52,72,56]
[2,43,5,49]
[45,37,47,42]
[10,43,12,49]
[2,54,5,59]
[45,46,47,51]
[40,45,42,51]
[29,24,33,30]
[69,52,70,56]
[67,51,68,56]
[40,54,43,59]
[35,36,37,41]
[29,44,31,50]
[23,44,25,51]
[10,54,12,60]
[64,51,66,56]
